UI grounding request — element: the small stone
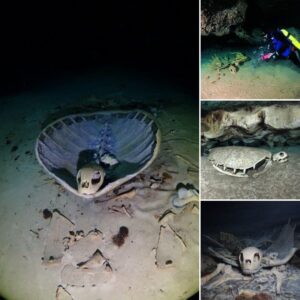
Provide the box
[150,182,160,189]
[43,209,53,219]
[11,145,18,152]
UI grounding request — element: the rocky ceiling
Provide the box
[201,102,300,153]
[201,0,300,40]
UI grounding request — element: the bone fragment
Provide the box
[110,188,136,201]
[201,263,226,285]
[204,265,249,290]
[272,268,285,295]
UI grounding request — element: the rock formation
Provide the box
[201,103,300,150]
[201,0,248,36]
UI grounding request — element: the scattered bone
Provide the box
[77,249,105,269]
[110,188,137,201]
[67,230,85,247]
[155,224,187,268]
[43,210,74,265]
[61,249,112,286]
[166,203,199,248]
[191,204,199,215]
[201,263,226,286]
[167,224,187,250]
[264,248,297,268]
[56,285,73,300]
[229,64,238,74]
[104,261,113,273]
[150,182,160,189]
[204,265,250,290]
[108,204,133,218]
[29,229,39,239]
[272,268,285,295]
[63,237,71,251]
[208,247,239,267]
[158,209,176,225]
[65,229,103,262]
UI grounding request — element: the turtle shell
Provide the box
[208,146,271,170]
[35,110,161,199]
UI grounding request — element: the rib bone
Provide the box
[208,247,239,267]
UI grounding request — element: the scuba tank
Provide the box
[280,29,300,50]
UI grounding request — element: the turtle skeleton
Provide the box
[202,220,298,295]
[35,110,161,199]
[208,146,288,178]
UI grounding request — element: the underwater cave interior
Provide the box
[201,0,300,99]
[201,101,300,199]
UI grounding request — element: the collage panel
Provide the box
[201,100,300,200]
[201,201,300,299]
[0,2,199,300]
[201,1,300,99]
[200,1,300,299]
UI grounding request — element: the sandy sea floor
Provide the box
[201,151,300,199]
[201,48,300,99]
[0,68,199,300]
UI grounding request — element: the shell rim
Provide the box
[208,147,272,171]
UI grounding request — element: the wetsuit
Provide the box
[263,29,300,66]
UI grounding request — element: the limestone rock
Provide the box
[201,0,248,36]
[202,104,300,148]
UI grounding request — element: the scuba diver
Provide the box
[261,28,300,66]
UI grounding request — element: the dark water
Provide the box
[202,201,300,235]
[0,2,198,99]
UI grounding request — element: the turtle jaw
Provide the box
[278,158,288,163]
[274,157,288,164]
[241,266,261,275]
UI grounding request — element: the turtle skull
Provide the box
[76,165,105,195]
[239,247,262,275]
[273,151,288,163]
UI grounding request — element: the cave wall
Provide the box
[201,102,300,153]
[201,0,300,37]
[201,0,247,36]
